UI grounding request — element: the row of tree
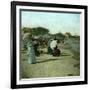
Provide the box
[22,27,80,41]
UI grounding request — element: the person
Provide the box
[33,39,40,56]
[23,33,36,64]
[52,46,61,56]
[50,38,61,56]
[47,39,53,54]
[50,38,57,51]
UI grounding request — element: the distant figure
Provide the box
[50,39,57,50]
[50,38,61,56]
[47,39,53,54]
[33,39,40,56]
[52,46,61,56]
[23,33,36,64]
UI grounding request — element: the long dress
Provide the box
[27,40,36,64]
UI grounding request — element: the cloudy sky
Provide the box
[21,10,80,35]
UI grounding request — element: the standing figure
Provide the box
[50,38,61,56]
[23,33,36,64]
[33,39,40,56]
[47,39,53,54]
[50,39,57,51]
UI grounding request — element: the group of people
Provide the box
[23,33,61,64]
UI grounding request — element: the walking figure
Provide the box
[23,33,36,64]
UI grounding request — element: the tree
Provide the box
[54,32,65,41]
[22,27,31,33]
[65,32,72,38]
[22,27,49,36]
[32,27,49,35]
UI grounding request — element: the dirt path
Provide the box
[21,48,80,78]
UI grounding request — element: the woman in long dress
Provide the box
[23,33,36,64]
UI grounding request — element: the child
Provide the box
[52,46,61,56]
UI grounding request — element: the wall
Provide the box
[0,0,89,90]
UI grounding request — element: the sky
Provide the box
[21,10,80,35]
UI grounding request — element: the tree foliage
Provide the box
[22,27,49,36]
[32,27,49,35]
[22,27,31,33]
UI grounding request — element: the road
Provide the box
[20,47,80,78]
